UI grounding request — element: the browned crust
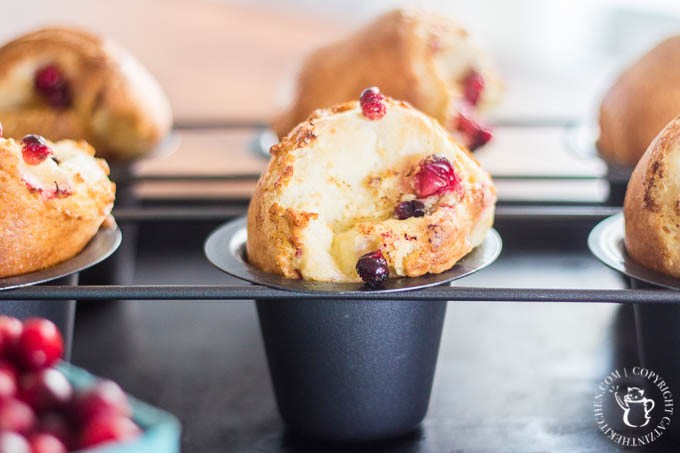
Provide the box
[624,115,680,277]
[0,27,172,161]
[0,138,115,278]
[598,35,680,167]
[273,9,464,138]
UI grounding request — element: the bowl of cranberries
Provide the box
[0,316,180,453]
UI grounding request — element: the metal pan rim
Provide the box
[204,216,502,294]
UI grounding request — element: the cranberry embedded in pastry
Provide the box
[34,64,71,109]
[462,70,485,106]
[455,111,492,151]
[21,135,53,165]
[355,250,389,286]
[359,87,387,120]
[412,155,461,198]
[395,199,426,220]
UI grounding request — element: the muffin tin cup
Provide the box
[205,217,502,442]
[257,297,446,441]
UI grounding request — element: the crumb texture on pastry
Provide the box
[248,97,496,282]
[598,35,680,167]
[0,136,115,278]
[0,27,172,161]
[624,115,680,277]
[273,8,503,138]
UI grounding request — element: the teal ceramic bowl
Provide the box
[59,363,181,453]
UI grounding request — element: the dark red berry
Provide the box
[356,250,389,286]
[456,112,492,151]
[27,433,66,453]
[34,65,71,109]
[14,319,63,371]
[395,200,426,220]
[0,398,36,434]
[412,155,461,198]
[21,135,52,166]
[0,431,29,453]
[78,414,140,449]
[73,380,130,422]
[462,70,485,106]
[0,317,22,358]
[38,413,72,448]
[18,369,72,411]
[359,87,386,120]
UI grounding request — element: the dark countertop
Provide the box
[70,220,678,452]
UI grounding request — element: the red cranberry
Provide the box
[14,319,63,371]
[78,414,140,449]
[356,250,389,287]
[359,87,386,120]
[19,369,72,411]
[462,70,485,106]
[73,380,130,422]
[27,433,66,453]
[21,135,53,166]
[38,413,72,448]
[412,155,461,198]
[34,65,71,109]
[456,112,492,151]
[0,367,17,400]
[0,317,22,357]
[0,431,29,453]
[395,200,426,220]
[0,398,36,434]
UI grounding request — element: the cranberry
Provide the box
[19,369,72,411]
[78,414,140,449]
[456,112,492,151]
[0,432,29,453]
[0,398,36,434]
[14,319,63,371]
[356,250,389,287]
[462,70,485,106]
[21,135,53,166]
[27,433,66,453]
[38,413,72,447]
[73,380,130,422]
[395,200,426,220]
[0,367,17,400]
[359,87,386,120]
[412,155,461,198]
[34,65,71,109]
[0,317,22,357]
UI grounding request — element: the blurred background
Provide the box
[3,0,680,124]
